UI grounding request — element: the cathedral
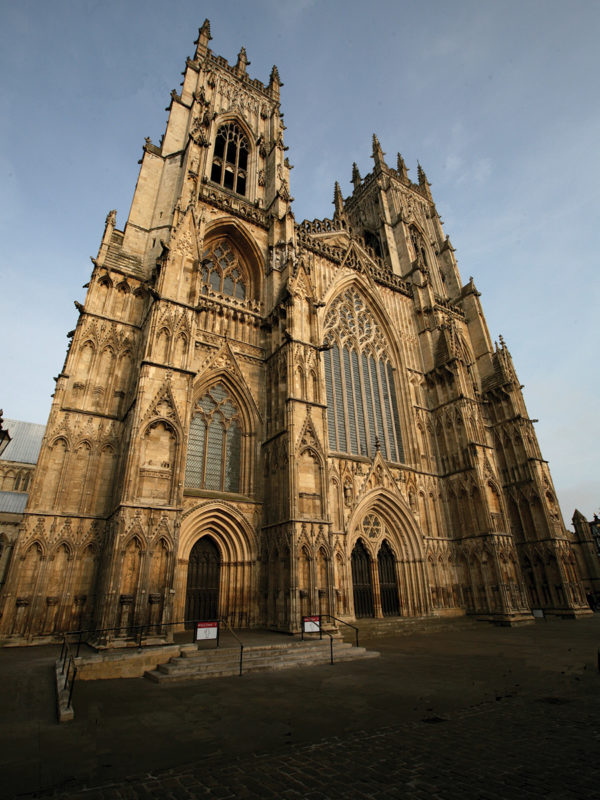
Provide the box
[0,21,592,644]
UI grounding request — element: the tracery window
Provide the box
[200,240,247,300]
[210,122,248,196]
[185,383,241,493]
[323,288,404,462]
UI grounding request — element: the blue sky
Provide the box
[1,0,598,521]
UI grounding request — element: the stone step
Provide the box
[144,639,378,683]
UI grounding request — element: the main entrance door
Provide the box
[378,540,400,616]
[185,536,220,622]
[351,539,374,618]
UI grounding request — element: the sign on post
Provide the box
[196,621,219,641]
[303,615,321,633]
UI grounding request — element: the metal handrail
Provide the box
[321,614,360,648]
[60,635,78,709]
[300,615,335,665]
[219,618,244,676]
[61,618,221,651]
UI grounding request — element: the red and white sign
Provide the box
[196,621,218,640]
[303,615,320,633]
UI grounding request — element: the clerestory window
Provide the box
[185,383,241,493]
[200,240,247,300]
[210,122,248,196]
[323,288,404,463]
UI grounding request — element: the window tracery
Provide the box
[210,122,249,196]
[185,383,241,493]
[200,240,247,300]
[323,288,404,462]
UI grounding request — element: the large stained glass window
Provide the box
[323,288,404,462]
[185,383,241,493]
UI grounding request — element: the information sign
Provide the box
[196,621,219,640]
[303,615,321,633]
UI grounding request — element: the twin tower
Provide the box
[0,21,591,643]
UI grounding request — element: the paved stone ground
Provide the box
[3,616,599,799]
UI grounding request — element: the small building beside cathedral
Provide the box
[0,22,592,644]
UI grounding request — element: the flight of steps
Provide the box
[144,637,379,683]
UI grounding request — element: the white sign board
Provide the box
[196,621,218,640]
[303,616,320,633]
[532,609,544,619]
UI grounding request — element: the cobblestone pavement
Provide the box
[4,617,600,799]
[26,692,600,799]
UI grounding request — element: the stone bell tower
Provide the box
[0,20,298,640]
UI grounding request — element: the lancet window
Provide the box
[323,289,404,462]
[210,122,249,196]
[200,240,247,300]
[185,383,241,493]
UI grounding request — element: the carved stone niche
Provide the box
[148,593,162,604]
[74,595,87,606]
[46,596,60,606]
[16,597,30,607]
[119,594,134,605]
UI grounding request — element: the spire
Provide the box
[333,181,345,219]
[194,19,212,60]
[371,134,387,170]
[269,65,282,100]
[396,152,409,182]
[351,162,362,190]
[236,46,250,75]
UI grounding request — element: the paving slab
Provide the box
[1,616,599,798]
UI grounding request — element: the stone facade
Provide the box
[0,21,591,643]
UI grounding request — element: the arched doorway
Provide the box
[377,540,400,616]
[351,539,374,617]
[185,536,220,622]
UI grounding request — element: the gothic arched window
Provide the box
[185,383,241,493]
[200,240,247,300]
[323,288,404,462]
[210,122,249,195]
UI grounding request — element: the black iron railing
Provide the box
[59,636,78,710]
[321,614,360,648]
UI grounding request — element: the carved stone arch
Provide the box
[49,539,74,560]
[115,279,131,294]
[142,379,184,433]
[295,412,323,455]
[122,521,148,554]
[137,419,179,504]
[21,537,47,559]
[202,219,264,301]
[195,341,262,427]
[177,501,259,626]
[98,272,113,288]
[296,529,313,557]
[349,489,425,563]
[155,326,171,363]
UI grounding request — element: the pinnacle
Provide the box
[333,181,344,216]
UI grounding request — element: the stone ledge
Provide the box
[74,644,186,680]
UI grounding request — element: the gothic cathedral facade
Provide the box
[0,22,590,642]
